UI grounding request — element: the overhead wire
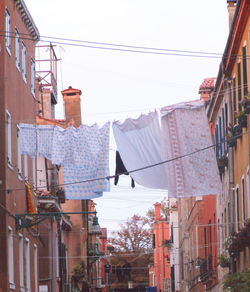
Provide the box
[0,30,246,59]
[4,79,247,126]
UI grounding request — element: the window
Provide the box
[209,220,212,255]
[204,228,207,258]
[242,46,248,96]
[247,168,250,217]
[5,9,11,54]
[8,227,15,289]
[34,245,38,292]
[225,103,228,131]
[19,234,24,290]
[22,42,27,82]
[25,238,31,291]
[233,78,237,123]
[15,29,20,70]
[6,110,12,167]
[242,177,246,224]
[218,117,222,157]
[224,208,228,238]
[218,219,221,252]
[215,125,219,157]
[235,187,240,231]
[17,125,22,179]
[55,235,59,278]
[238,62,242,107]
[31,59,35,96]
[222,108,226,155]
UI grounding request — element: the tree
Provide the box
[108,214,152,290]
[223,269,250,291]
[109,214,152,254]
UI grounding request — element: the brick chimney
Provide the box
[227,0,237,28]
[198,77,216,102]
[154,202,161,221]
[61,86,82,127]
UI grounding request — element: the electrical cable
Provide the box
[1,30,224,56]
[4,81,248,126]
[0,31,246,59]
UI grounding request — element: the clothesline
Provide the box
[18,100,222,199]
[2,134,233,194]
[7,99,201,126]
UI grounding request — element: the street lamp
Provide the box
[89,214,102,235]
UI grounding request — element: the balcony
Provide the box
[225,220,250,257]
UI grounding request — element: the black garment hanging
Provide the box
[114,151,135,188]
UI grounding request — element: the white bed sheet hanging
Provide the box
[112,111,169,189]
[160,100,222,198]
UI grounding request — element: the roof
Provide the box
[15,0,40,41]
[61,86,82,95]
[199,78,216,92]
[36,115,67,127]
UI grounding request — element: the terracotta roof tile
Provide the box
[199,77,216,92]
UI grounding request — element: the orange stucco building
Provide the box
[150,203,171,292]
[177,78,218,292]
[207,0,250,289]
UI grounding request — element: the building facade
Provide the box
[150,203,171,292]
[0,0,40,291]
[207,0,250,289]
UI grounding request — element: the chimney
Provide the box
[227,0,237,28]
[154,202,161,221]
[61,86,82,127]
[198,78,216,102]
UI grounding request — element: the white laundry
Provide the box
[62,164,109,200]
[51,123,110,167]
[19,124,53,159]
[19,123,37,157]
[112,111,169,189]
[52,122,110,199]
[160,100,222,198]
[37,125,54,160]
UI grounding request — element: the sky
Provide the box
[24,0,229,232]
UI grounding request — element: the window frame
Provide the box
[18,234,25,290]
[25,238,31,292]
[242,45,248,96]
[8,226,15,289]
[15,28,20,71]
[17,125,22,180]
[6,110,12,168]
[242,176,246,225]
[31,58,35,96]
[5,8,11,55]
[34,244,38,292]
[22,41,27,82]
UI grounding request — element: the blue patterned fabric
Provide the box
[62,165,109,199]
[53,122,110,200]
[20,124,54,159]
[19,122,110,200]
[19,123,37,157]
[37,125,54,160]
